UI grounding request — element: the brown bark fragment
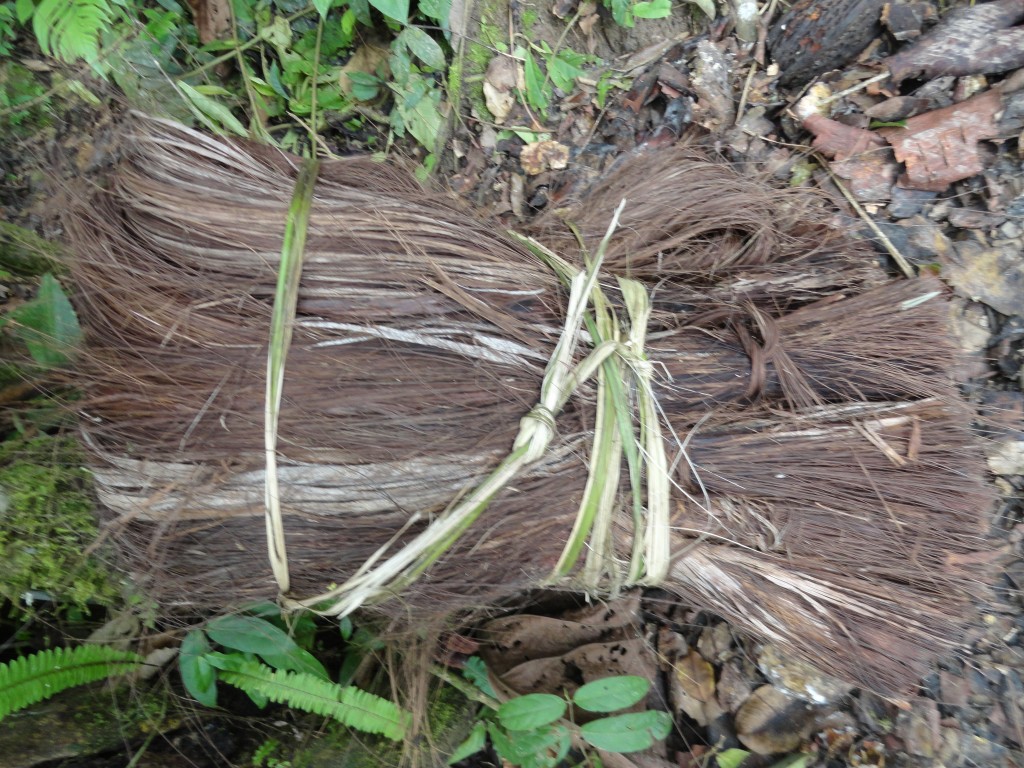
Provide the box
[879,88,1001,191]
[886,0,1024,83]
[184,0,232,45]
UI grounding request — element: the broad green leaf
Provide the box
[348,71,381,101]
[488,723,569,768]
[717,748,752,768]
[522,49,549,114]
[580,710,672,753]
[259,646,329,681]
[447,721,486,764]
[368,0,407,23]
[208,615,309,659]
[633,0,672,18]
[15,0,34,24]
[312,0,332,18]
[573,675,650,713]
[179,630,218,707]
[396,26,445,70]
[7,273,82,367]
[497,693,566,731]
[609,0,633,27]
[177,81,248,137]
[419,0,451,32]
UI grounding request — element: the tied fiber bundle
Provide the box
[71,117,992,695]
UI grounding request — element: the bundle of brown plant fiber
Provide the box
[70,116,993,696]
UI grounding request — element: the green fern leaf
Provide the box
[0,645,144,720]
[209,655,410,741]
[32,0,113,64]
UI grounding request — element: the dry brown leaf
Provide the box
[886,0,1024,83]
[484,55,522,124]
[520,141,570,175]
[672,649,722,726]
[184,0,231,44]
[878,88,1002,191]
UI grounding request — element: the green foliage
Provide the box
[1,272,82,367]
[0,60,52,133]
[180,609,409,741]
[451,666,674,767]
[0,644,144,720]
[0,434,119,609]
[209,654,410,740]
[31,0,114,64]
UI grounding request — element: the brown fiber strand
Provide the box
[68,116,993,696]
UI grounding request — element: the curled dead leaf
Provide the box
[672,649,722,727]
[484,56,523,124]
[521,141,570,175]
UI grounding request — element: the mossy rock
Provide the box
[0,433,119,610]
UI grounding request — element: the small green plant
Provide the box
[180,609,410,741]
[0,644,144,720]
[1,272,82,368]
[252,737,293,767]
[449,669,673,767]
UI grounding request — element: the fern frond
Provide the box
[32,0,113,64]
[210,656,410,741]
[0,645,144,720]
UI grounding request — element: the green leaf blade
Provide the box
[573,675,650,713]
[579,710,673,753]
[396,26,445,70]
[179,630,218,707]
[497,693,567,731]
[368,0,408,23]
[8,273,83,367]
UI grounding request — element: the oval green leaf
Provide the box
[368,0,408,23]
[447,721,486,764]
[179,630,218,707]
[497,693,567,731]
[397,26,445,70]
[580,710,673,753]
[717,748,752,768]
[573,675,650,713]
[206,615,316,672]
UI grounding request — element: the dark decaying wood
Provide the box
[69,117,993,695]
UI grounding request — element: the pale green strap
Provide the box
[265,158,321,595]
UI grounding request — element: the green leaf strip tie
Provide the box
[264,191,674,617]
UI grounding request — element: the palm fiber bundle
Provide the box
[70,117,992,695]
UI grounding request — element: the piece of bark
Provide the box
[881,1,936,41]
[886,0,1024,84]
[878,88,1001,191]
[184,0,231,45]
[768,0,887,88]
[803,113,897,199]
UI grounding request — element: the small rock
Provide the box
[735,685,819,755]
[887,186,938,218]
[947,207,1007,229]
[944,239,1024,316]
[757,644,853,705]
